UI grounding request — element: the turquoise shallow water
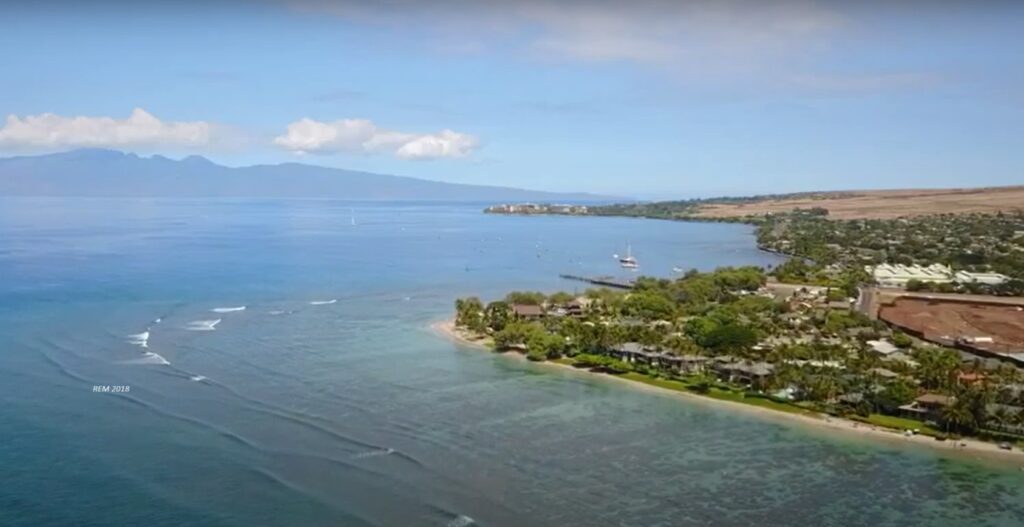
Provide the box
[1,198,1023,527]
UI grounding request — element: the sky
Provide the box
[0,0,1022,199]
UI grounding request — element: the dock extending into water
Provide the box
[559,274,635,290]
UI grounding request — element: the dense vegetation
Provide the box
[489,195,1024,294]
[756,211,1024,294]
[455,266,1024,442]
[581,194,842,220]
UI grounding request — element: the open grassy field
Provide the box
[693,185,1024,220]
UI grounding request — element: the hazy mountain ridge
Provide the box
[0,149,610,201]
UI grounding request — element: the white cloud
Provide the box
[290,1,843,72]
[395,130,479,160]
[274,117,480,160]
[0,108,214,151]
[522,1,841,67]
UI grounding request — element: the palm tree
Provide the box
[1012,407,1024,434]
[989,405,1012,433]
[914,347,960,391]
[941,396,974,434]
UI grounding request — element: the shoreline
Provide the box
[429,319,1024,465]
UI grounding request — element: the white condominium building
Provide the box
[866,263,953,287]
[866,263,1009,287]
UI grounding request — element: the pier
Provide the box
[559,274,635,290]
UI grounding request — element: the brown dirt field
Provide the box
[694,186,1024,220]
[878,298,1024,352]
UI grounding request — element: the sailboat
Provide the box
[619,243,638,269]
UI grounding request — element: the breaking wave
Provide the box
[126,351,171,366]
[211,306,246,313]
[309,299,337,305]
[447,515,476,527]
[352,447,395,460]
[186,319,221,331]
[190,375,207,382]
[127,331,150,348]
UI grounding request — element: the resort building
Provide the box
[866,263,953,287]
[953,270,1010,285]
[866,263,1010,287]
[608,343,710,374]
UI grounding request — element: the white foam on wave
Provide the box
[352,448,394,459]
[190,375,207,382]
[211,306,246,313]
[186,319,221,331]
[124,351,170,366]
[127,331,150,348]
[154,317,162,324]
[309,299,337,305]
[447,515,475,527]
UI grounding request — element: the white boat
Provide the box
[619,243,638,269]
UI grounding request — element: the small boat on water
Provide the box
[619,243,638,269]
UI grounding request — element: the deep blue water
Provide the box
[1,198,1023,527]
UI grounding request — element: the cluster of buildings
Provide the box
[866,263,1009,288]
[607,343,776,389]
[484,203,589,215]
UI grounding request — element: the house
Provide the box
[565,300,585,317]
[837,392,866,406]
[672,354,710,374]
[609,342,654,364]
[714,360,775,389]
[899,393,952,421]
[511,304,544,320]
[882,351,918,367]
[866,339,899,357]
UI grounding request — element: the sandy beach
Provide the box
[430,319,1024,465]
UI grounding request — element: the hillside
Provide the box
[0,149,609,202]
[692,186,1024,220]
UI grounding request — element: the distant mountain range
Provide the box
[0,149,611,201]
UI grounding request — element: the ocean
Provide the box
[1,198,1022,527]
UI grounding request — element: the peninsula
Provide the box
[460,187,1024,459]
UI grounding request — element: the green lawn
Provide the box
[850,414,940,436]
[550,357,1015,446]
[617,372,814,415]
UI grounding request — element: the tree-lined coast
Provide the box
[465,188,1024,460]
